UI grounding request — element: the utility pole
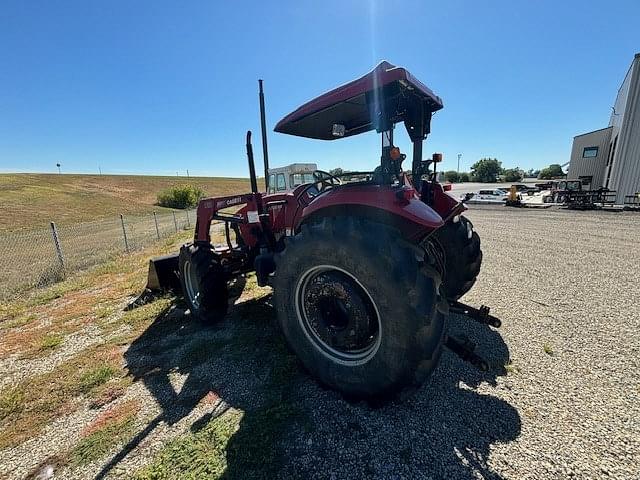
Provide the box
[98,165,102,175]
[186,169,190,178]
[457,153,462,174]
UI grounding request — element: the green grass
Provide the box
[134,409,242,480]
[0,313,36,330]
[0,223,307,475]
[504,361,521,374]
[543,343,554,356]
[95,305,115,319]
[88,378,133,409]
[122,297,173,330]
[0,302,27,323]
[70,415,137,466]
[224,402,309,478]
[504,360,520,373]
[27,277,90,306]
[79,365,117,394]
[0,234,188,449]
[134,292,311,479]
[39,333,64,351]
[0,387,25,421]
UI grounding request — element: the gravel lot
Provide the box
[2,206,639,479]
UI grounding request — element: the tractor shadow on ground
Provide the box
[99,285,520,480]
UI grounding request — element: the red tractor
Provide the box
[148,61,498,398]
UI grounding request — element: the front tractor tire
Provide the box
[273,217,446,399]
[433,215,482,301]
[178,243,229,324]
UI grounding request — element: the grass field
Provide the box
[0,173,251,231]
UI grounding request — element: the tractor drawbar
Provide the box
[445,335,489,372]
[449,300,501,328]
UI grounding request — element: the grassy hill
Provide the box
[0,173,251,231]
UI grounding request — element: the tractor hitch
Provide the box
[449,300,501,328]
[445,335,489,372]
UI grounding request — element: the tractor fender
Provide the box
[296,186,443,242]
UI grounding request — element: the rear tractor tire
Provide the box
[178,243,229,324]
[432,215,482,301]
[273,217,447,399]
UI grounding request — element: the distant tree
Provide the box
[471,158,502,183]
[459,172,471,182]
[503,168,523,182]
[329,168,344,177]
[525,168,540,178]
[444,170,460,183]
[538,164,564,179]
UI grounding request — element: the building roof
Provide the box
[573,126,613,139]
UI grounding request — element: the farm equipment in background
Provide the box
[624,193,640,211]
[550,180,617,210]
[564,189,617,210]
[143,61,497,398]
[505,186,523,207]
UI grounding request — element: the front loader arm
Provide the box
[194,193,264,243]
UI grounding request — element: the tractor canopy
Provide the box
[274,61,443,141]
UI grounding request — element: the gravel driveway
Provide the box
[271,206,640,479]
[2,206,639,479]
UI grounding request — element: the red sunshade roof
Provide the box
[274,61,443,140]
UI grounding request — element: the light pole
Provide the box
[56,163,61,174]
[457,153,462,174]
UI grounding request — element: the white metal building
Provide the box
[567,53,640,203]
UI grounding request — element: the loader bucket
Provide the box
[146,253,180,291]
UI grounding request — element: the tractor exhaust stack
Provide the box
[246,131,259,194]
[259,79,270,191]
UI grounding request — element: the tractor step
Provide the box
[445,335,489,372]
[449,300,501,328]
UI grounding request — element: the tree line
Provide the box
[329,160,565,184]
[442,159,564,183]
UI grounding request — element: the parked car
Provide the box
[477,189,509,201]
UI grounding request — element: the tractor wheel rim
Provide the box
[295,265,381,365]
[184,260,200,309]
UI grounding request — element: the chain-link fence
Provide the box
[0,209,209,300]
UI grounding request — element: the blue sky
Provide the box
[1,0,639,177]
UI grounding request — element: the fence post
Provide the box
[185,209,191,229]
[50,222,65,271]
[172,211,178,232]
[120,214,130,252]
[153,211,160,240]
